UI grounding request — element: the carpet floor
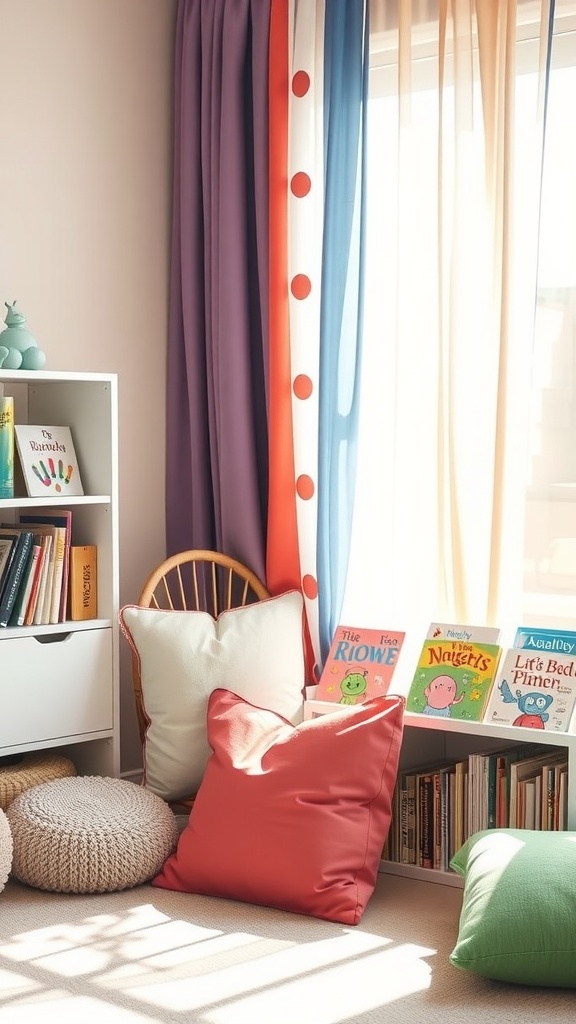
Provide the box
[0,871,573,1023]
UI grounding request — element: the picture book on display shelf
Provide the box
[314,625,406,705]
[14,425,84,497]
[513,625,576,656]
[406,622,502,722]
[483,646,576,733]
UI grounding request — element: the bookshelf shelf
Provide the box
[0,495,112,509]
[403,710,576,750]
[0,618,114,638]
[0,371,119,776]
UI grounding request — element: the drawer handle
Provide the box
[33,633,73,646]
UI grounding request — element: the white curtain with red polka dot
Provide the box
[286,0,325,673]
[286,1,370,668]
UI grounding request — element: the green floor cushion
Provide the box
[450,828,576,987]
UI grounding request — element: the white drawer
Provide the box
[0,628,113,748]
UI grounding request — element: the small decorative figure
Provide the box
[0,301,46,370]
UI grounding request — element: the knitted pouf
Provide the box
[7,776,179,894]
[0,808,12,893]
[0,752,77,811]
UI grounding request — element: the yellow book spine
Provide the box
[70,545,97,620]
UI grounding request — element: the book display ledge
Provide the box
[305,699,576,888]
[0,370,120,778]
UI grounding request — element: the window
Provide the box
[523,42,576,622]
[341,4,576,655]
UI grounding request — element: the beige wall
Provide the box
[0,0,178,773]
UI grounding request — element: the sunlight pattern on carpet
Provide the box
[0,902,434,1023]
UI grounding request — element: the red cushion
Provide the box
[153,689,405,924]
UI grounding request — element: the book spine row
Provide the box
[383,743,569,871]
[0,536,97,628]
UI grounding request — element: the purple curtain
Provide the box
[166,0,271,582]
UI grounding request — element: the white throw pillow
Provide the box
[119,591,306,802]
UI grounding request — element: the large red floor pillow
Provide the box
[153,689,405,924]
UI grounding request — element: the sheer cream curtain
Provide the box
[341,0,553,658]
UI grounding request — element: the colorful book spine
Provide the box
[0,533,17,598]
[0,394,14,499]
[440,767,454,871]
[417,772,434,869]
[399,772,417,865]
[9,542,39,626]
[23,541,46,626]
[433,771,442,870]
[48,527,67,624]
[33,535,52,626]
[18,510,72,621]
[39,535,56,625]
[0,531,33,627]
[70,545,97,620]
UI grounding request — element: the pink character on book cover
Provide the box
[421,673,465,718]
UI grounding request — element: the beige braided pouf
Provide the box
[6,776,179,894]
[0,808,12,893]
[0,752,77,811]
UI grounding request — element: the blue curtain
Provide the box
[317,0,370,661]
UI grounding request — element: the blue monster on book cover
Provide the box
[483,648,576,732]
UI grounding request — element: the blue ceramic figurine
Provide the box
[0,301,46,370]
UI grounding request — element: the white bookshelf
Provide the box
[304,697,576,887]
[0,370,119,776]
